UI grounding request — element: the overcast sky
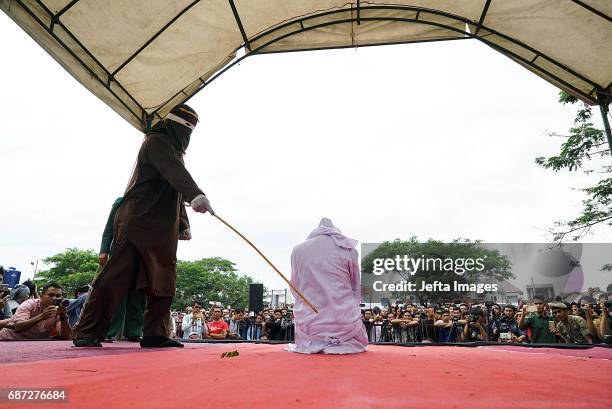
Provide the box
[1,12,610,291]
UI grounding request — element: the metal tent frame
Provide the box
[8,0,612,152]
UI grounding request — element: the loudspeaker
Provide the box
[248,283,264,313]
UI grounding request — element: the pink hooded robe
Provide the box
[286,218,368,354]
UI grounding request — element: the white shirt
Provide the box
[181,313,207,339]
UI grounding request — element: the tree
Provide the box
[35,248,99,297]
[361,238,512,305]
[173,257,255,310]
[35,250,257,306]
[535,92,611,243]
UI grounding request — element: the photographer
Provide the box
[434,310,462,342]
[582,304,600,342]
[549,302,592,344]
[181,301,207,340]
[491,305,526,343]
[597,299,611,339]
[0,282,72,340]
[518,298,556,343]
[488,304,502,339]
[462,307,489,341]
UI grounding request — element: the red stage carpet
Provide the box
[1,342,611,409]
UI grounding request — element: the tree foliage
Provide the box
[34,249,257,304]
[173,257,255,310]
[535,92,611,243]
[361,238,512,304]
[35,248,99,297]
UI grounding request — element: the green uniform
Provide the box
[102,197,146,339]
[556,315,590,344]
[523,312,557,343]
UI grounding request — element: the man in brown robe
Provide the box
[73,104,213,348]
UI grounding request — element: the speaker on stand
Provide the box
[248,283,264,313]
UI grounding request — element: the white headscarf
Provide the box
[306,217,358,249]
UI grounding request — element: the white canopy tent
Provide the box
[2,0,611,145]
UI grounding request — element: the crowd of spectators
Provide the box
[168,302,295,341]
[0,275,298,343]
[1,273,611,346]
[361,293,612,345]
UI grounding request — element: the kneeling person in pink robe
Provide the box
[287,218,367,354]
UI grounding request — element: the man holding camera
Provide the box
[0,282,72,340]
[462,307,489,341]
[597,299,611,339]
[491,305,526,343]
[181,301,207,340]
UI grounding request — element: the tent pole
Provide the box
[597,92,612,157]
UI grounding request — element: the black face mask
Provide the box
[165,119,192,154]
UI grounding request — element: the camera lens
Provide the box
[54,298,70,307]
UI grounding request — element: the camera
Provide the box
[0,284,10,298]
[588,303,603,314]
[467,307,483,324]
[52,298,70,308]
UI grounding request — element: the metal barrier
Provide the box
[175,320,611,348]
[364,321,439,343]
[241,322,294,341]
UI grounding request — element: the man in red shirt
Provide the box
[207,306,228,339]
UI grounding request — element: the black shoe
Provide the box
[73,338,102,347]
[140,336,184,348]
[127,336,142,342]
